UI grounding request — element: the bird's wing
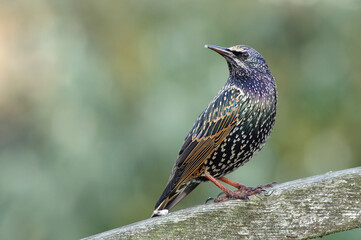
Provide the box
[170,87,250,190]
[153,87,252,212]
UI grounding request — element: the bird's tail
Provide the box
[151,180,200,217]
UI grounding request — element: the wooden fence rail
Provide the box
[83,167,361,240]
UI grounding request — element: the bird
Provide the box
[152,44,277,217]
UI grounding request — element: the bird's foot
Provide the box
[206,190,250,203]
[239,181,278,193]
[212,182,277,202]
[213,190,250,202]
[218,177,277,193]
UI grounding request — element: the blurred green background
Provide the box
[0,0,360,239]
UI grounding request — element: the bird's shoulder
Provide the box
[191,86,248,138]
[175,86,250,168]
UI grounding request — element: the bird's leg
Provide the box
[206,175,277,203]
[218,177,252,192]
[205,175,249,201]
[219,177,277,193]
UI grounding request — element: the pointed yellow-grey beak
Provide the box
[205,45,232,58]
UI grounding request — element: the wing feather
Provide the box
[171,87,249,187]
[154,87,251,211]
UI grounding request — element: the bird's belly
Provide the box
[203,117,274,178]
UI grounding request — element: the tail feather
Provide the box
[151,181,200,217]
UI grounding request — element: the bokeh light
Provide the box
[0,0,360,239]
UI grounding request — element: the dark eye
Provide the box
[241,51,249,58]
[233,51,249,59]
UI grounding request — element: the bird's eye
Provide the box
[241,51,249,58]
[233,51,249,59]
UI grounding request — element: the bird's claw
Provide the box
[263,181,278,188]
[205,197,215,204]
[217,192,226,198]
[263,189,274,196]
[245,182,277,193]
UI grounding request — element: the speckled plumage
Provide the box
[152,45,277,217]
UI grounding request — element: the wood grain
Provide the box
[83,167,361,240]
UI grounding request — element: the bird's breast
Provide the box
[203,95,276,178]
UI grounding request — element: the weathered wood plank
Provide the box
[83,167,361,240]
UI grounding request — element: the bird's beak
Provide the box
[205,45,232,58]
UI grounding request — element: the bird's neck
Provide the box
[227,72,276,101]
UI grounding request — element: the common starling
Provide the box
[152,45,277,217]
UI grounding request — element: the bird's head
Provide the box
[205,45,270,76]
